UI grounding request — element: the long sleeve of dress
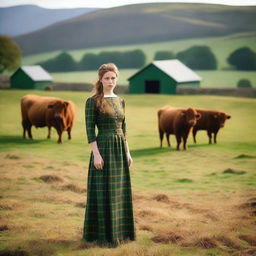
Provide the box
[85,97,97,143]
[121,99,127,139]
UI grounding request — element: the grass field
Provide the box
[20,33,256,88]
[0,90,256,256]
[22,33,256,70]
[50,69,256,88]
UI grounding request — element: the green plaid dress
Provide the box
[83,96,135,245]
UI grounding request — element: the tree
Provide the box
[53,51,77,71]
[0,35,22,73]
[79,53,100,70]
[38,51,77,72]
[79,49,146,70]
[124,49,145,68]
[237,79,252,88]
[176,46,217,70]
[227,47,256,70]
[154,51,175,60]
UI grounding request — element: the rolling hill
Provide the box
[13,3,256,55]
[0,5,98,36]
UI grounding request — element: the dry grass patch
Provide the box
[55,183,86,194]
[152,193,170,203]
[133,193,147,201]
[27,238,75,248]
[136,207,170,223]
[0,201,13,210]
[134,190,256,251]
[39,194,85,207]
[238,234,256,246]
[138,223,153,232]
[152,231,185,244]
[182,203,219,221]
[151,226,192,245]
[0,224,8,231]
[216,235,241,249]
[234,154,256,159]
[4,154,20,160]
[194,237,218,249]
[75,202,86,208]
[231,248,256,256]
[137,209,156,218]
[182,236,218,249]
[39,175,64,183]
[1,152,255,255]
[241,197,256,216]
[0,200,20,210]
[0,239,79,256]
[222,168,247,175]
[76,240,99,249]
[0,249,29,256]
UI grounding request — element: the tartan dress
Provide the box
[83,96,135,245]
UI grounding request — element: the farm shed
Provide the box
[128,59,202,94]
[10,65,53,90]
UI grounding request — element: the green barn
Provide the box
[128,59,201,94]
[10,65,53,90]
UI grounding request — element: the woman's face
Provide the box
[101,71,117,93]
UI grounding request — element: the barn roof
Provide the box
[19,65,53,81]
[128,59,202,83]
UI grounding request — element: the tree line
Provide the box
[37,46,256,72]
[37,50,146,72]
[154,46,256,71]
[1,35,256,73]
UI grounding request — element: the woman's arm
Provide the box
[121,99,133,167]
[85,97,104,170]
[90,141,104,170]
[125,140,133,168]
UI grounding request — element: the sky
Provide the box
[0,0,256,8]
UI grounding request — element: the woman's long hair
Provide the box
[92,63,119,113]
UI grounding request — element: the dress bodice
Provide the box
[85,96,126,143]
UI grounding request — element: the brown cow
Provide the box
[21,94,75,143]
[158,107,201,150]
[192,109,231,144]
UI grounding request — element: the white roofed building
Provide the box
[128,59,202,94]
[10,65,53,90]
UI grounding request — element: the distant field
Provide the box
[21,33,256,88]
[22,32,256,70]
[51,69,256,88]
[0,90,255,256]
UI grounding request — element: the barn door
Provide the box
[145,80,160,93]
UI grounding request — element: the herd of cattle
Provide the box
[20,94,231,149]
[158,106,231,150]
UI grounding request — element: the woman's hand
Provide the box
[127,153,133,168]
[90,141,104,170]
[93,153,104,170]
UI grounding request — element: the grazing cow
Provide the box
[158,107,201,150]
[192,109,231,144]
[21,94,75,143]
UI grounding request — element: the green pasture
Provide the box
[22,32,256,70]
[0,90,256,256]
[0,90,255,192]
[50,69,256,88]
[20,33,256,88]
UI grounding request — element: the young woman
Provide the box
[83,63,135,246]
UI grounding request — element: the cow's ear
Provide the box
[48,104,54,108]
[226,115,231,119]
[64,101,69,107]
[196,113,201,120]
